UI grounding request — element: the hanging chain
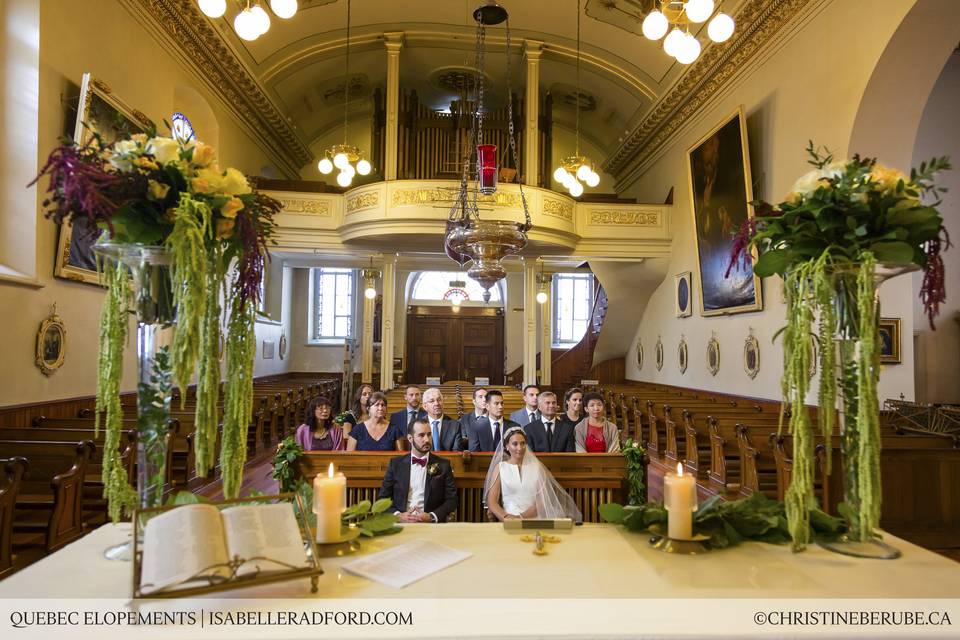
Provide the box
[504,17,532,230]
[343,0,351,146]
[575,0,581,157]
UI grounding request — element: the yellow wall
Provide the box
[0,0,288,406]
[619,0,958,402]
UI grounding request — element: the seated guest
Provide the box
[422,387,464,451]
[575,392,621,453]
[388,385,426,433]
[342,383,374,427]
[378,418,458,523]
[295,396,345,451]
[557,387,584,429]
[466,389,518,452]
[346,392,405,451]
[524,391,575,453]
[509,384,540,426]
[484,426,581,521]
[457,387,488,435]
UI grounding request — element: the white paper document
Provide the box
[341,540,472,588]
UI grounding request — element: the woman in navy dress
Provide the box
[346,391,405,451]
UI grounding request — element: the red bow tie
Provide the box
[412,457,427,467]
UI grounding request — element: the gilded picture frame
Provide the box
[878,318,901,364]
[686,106,762,316]
[678,337,688,374]
[54,74,154,285]
[36,305,66,376]
[707,336,720,376]
[675,271,692,318]
[655,336,664,371]
[279,333,288,360]
[743,334,760,379]
[636,340,643,370]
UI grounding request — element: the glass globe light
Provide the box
[250,3,271,34]
[198,0,227,18]
[553,166,568,183]
[576,164,592,181]
[675,34,702,64]
[364,286,377,300]
[585,171,600,188]
[234,8,261,40]
[536,290,548,304]
[269,0,298,19]
[317,157,333,174]
[451,297,461,308]
[684,0,714,23]
[663,28,686,57]
[336,171,352,187]
[707,13,735,42]
[561,173,576,190]
[569,180,584,198]
[333,152,349,169]
[356,158,372,175]
[641,10,669,40]
[342,163,356,177]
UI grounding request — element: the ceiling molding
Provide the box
[602,0,814,183]
[131,0,313,175]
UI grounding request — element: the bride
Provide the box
[484,426,582,522]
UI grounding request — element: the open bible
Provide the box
[138,502,312,595]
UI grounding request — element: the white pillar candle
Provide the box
[664,462,697,540]
[313,462,346,543]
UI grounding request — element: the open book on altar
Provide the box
[138,502,312,595]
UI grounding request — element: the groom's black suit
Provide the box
[378,452,458,522]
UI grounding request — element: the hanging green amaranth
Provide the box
[220,293,257,499]
[194,246,224,477]
[855,252,882,540]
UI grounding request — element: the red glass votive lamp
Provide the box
[477,144,498,195]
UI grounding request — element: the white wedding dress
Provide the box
[498,461,539,516]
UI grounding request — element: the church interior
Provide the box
[0,0,958,635]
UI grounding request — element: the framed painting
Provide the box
[878,318,901,364]
[54,74,153,285]
[686,106,762,315]
[675,271,692,317]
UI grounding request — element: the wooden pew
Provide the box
[0,457,27,577]
[0,440,93,552]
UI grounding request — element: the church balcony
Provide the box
[264,180,671,261]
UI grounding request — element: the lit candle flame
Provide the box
[328,462,334,478]
[676,462,683,476]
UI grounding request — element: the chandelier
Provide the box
[641,0,735,65]
[316,0,372,186]
[198,1,298,41]
[443,1,531,303]
[552,0,599,198]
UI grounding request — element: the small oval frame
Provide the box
[743,335,760,379]
[707,336,720,376]
[36,307,66,377]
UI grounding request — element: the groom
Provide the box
[378,418,458,523]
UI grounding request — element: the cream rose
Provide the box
[192,142,217,167]
[870,163,907,192]
[147,136,181,165]
[113,139,138,156]
[130,133,148,147]
[148,180,170,201]
[221,167,252,196]
[192,167,226,194]
[220,197,245,219]
[789,169,821,197]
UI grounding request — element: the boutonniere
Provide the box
[427,463,440,477]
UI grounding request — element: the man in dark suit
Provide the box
[457,387,487,439]
[509,384,540,426]
[388,385,426,434]
[378,418,458,523]
[422,387,464,451]
[466,389,519,452]
[524,391,575,453]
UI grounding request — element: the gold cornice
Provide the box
[603,0,813,182]
[346,191,381,214]
[541,197,574,222]
[276,198,332,216]
[588,210,661,226]
[132,0,311,174]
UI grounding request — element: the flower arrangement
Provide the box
[726,143,951,550]
[33,130,281,516]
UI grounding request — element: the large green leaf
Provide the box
[754,249,795,277]
[869,241,915,264]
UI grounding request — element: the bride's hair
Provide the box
[501,426,526,458]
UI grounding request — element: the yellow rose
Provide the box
[135,157,159,171]
[147,136,181,165]
[130,133,148,147]
[870,163,907,191]
[215,217,236,239]
[220,197,244,219]
[222,167,252,196]
[192,142,217,167]
[784,191,802,205]
[148,180,170,200]
[192,167,225,194]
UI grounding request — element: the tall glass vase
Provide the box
[95,244,176,560]
[819,264,915,559]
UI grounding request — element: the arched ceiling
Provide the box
[132,0,813,183]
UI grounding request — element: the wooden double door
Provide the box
[406,305,504,385]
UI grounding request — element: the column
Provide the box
[522,39,543,187]
[379,256,398,391]
[539,274,553,386]
[523,261,538,387]
[383,32,404,181]
[360,268,379,383]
